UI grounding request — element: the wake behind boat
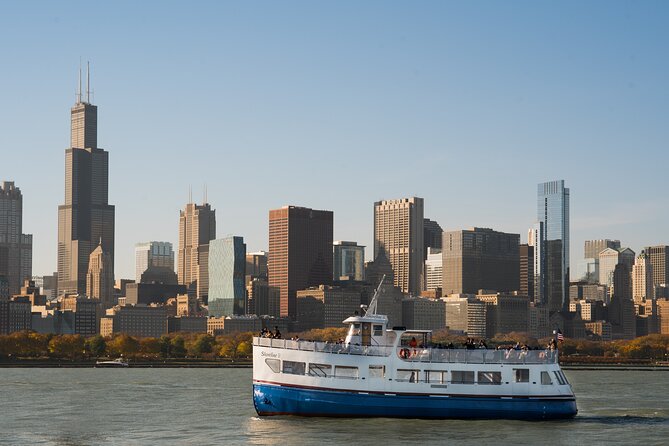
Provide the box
[252,278,577,420]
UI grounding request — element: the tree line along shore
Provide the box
[0,328,668,365]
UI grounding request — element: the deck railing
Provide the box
[253,337,558,364]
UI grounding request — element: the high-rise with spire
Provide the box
[57,64,115,297]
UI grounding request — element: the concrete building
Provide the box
[176,294,200,316]
[477,292,529,338]
[296,285,362,331]
[61,295,99,336]
[657,299,669,335]
[0,296,32,334]
[208,236,247,317]
[632,251,654,303]
[57,69,115,297]
[585,239,621,260]
[569,299,606,322]
[246,251,268,282]
[609,263,636,340]
[534,180,570,312]
[442,295,486,338]
[599,247,635,293]
[374,197,424,295]
[584,321,612,341]
[268,205,333,319]
[0,181,32,295]
[423,218,443,259]
[135,241,174,283]
[645,245,669,290]
[247,278,281,318]
[569,282,607,302]
[124,282,187,306]
[402,296,445,331]
[519,244,534,301]
[86,243,115,309]
[577,240,620,284]
[424,247,443,291]
[442,228,520,295]
[167,316,207,333]
[101,305,167,338]
[333,241,365,281]
[177,201,216,302]
[529,303,550,339]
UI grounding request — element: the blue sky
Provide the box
[1,1,668,279]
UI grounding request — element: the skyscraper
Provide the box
[177,202,216,301]
[442,228,520,295]
[519,244,534,301]
[584,239,621,259]
[535,180,569,312]
[645,245,669,290]
[268,206,333,319]
[333,241,365,281]
[632,251,654,303]
[423,218,443,259]
[374,197,424,295]
[0,181,32,295]
[208,236,247,317]
[599,247,635,291]
[86,242,114,309]
[424,247,443,291]
[57,66,115,297]
[135,241,174,282]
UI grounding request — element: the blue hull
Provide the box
[253,383,577,420]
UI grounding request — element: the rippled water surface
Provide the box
[0,368,667,445]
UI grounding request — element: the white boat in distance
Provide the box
[95,358,129,368]
[252,278,577,420]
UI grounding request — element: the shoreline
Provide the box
[0,359,253,368]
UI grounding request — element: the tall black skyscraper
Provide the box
[57,64,115,296]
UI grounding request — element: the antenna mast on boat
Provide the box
[365,275,385,316]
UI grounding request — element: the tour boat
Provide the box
[95,358,129,368]
[252,280,577,420]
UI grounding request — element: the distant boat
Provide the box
[252,277,577,420]
[95,358,129,368]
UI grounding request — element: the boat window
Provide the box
[514,369,530,383]
[451,371,475,384]
[427,370,447,384]
[553,371,566,385]
[282,361,305,376]
[308,363,331,377]
[265,358,280,373]
[334,366,358,379]
[477,371,502,385]
[369,365,385,379]
[373,324,383,336]
[541,371,552,385]
[396,369,421,383]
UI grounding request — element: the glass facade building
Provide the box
[135,241,175,283]
[333,241,365,281]
[208,236,246,317]
[536,180,570,312]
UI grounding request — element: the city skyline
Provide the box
[1,2,668,279]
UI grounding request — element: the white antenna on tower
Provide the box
[204,183,208,204]
[86,61,91,103]
[77,59,82,104]
[189,185,192,203]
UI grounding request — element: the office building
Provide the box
[584,239,621,260]
[207,315,290,336]
[442,295,486,338]
[123,282,187,306]
[477,292,529,337]
[609,264,636,340]
[442,228,519,295]
[61,295,99,336]
[246,251,268,283]
[402,296,445,331]
[333,241,365,281]
[57,67,115,296]
[135,242,174,283]
[535,180,569,312]
[86,242,114,309]
[208,236,247,317]
[569,299,606,322]
[0,181,32,295]
[101,304,167,338]
[599,247,635,297]
[423,218,443,259]
[0,296,32,334]
[247,278,281,318]
[296,285,362,331]
[268,205,333,319]
[424,247,443,291]
[632,251,654,303]
[569,282,607,302]
[519,244,534,301]
[374,197,424,295]
[645,245,669,289]
[584,321,612,341]
[177,202,216,301]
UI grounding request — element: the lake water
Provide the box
[0,368,667,445]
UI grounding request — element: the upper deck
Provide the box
[253,337,558,365]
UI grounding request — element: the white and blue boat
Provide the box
[252,282,577,420]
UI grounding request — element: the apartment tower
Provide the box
[57,65,115,296]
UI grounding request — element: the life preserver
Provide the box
[399,348,410,359]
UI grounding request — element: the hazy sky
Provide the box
[1,1,668,279]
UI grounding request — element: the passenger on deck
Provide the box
[478,339,488,349]
[273,327,282,339]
